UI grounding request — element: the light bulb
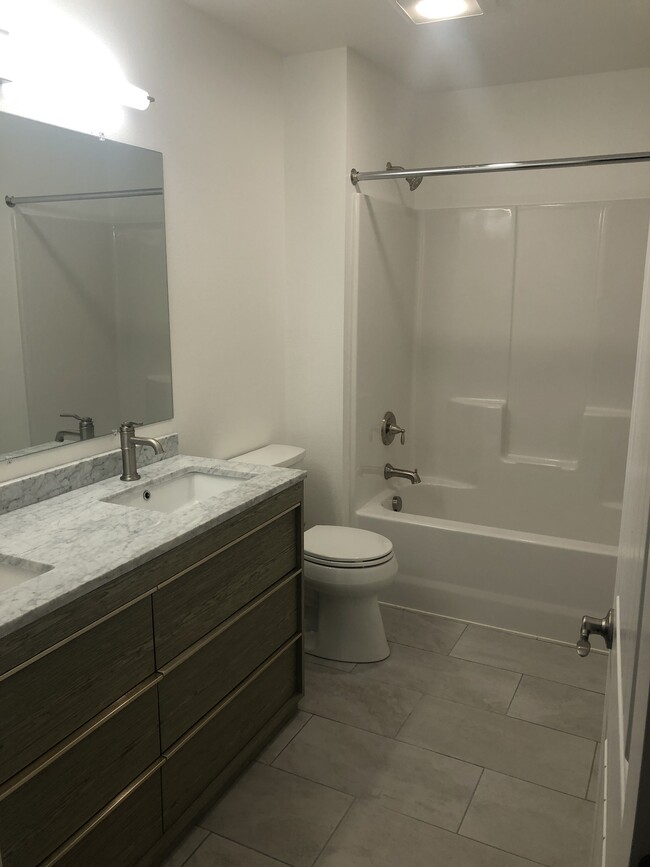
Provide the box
[415,0,469,19]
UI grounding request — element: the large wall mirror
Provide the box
[0,112,173,460]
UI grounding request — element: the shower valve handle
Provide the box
[381,411,406,445]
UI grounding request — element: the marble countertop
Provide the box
[0,454,305,640]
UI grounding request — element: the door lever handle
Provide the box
[576,609,614,657]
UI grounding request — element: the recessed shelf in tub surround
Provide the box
[0,453,305,641]
[0,433,180,515]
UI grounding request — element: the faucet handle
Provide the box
[381,411,406,445]
[120,421,144,430]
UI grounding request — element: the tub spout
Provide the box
[384,463,421,484]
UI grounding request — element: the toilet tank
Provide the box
[229,444,306,468]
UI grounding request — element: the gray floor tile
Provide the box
[274,715,481,831]
[380,605,466,655]
[300,663,423,737]
[587,743,602,802]
[451,625,608,692]
[161,826,210,867]
[460,770,595,867]
[315,799,541,867]
[398,694,594,796]
[360,641,521,713]
[199,762,352,867]
[508,675,605,740]
[306,654,356,672]
[186,833,286,866]
[257,711,312,764]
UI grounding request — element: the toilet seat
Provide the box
[304,526,393,569]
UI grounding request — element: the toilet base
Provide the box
[309,592,390,664]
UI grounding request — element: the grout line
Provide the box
[267,713,313,766]
[310,658,601,747]
[393,690,427,739]
[449,647,607,695]
[457,826,552,867]
[201,828,294,866]
[447,622,468,656]
[298,701,423,741]
[456,766,484,833]
[504,672,524,713]
[357,664,519,717]
[309,795,356,866]
[170,826,210,867]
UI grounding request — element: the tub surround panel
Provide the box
[0,453,305,641]
[0,433,179,515]
[353,196,418,511]
[412,200,648,541]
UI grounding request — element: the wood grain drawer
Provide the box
[162,640,300,828]
[42,766,163,867]
[154,507,300,665]
[0,681,160,867]
[0,597,155,787]
[159,574,301,750]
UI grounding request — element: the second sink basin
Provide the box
[103,471,247,514]
[0,557,53,593]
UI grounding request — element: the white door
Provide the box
[592,228,650,866]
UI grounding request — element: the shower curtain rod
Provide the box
[350,151,650,187]
[5,187,163,207]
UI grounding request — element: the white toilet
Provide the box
[231,444,398,663]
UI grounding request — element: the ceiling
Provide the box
[184,0,650,93]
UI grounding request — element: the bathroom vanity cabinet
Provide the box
[0,482,304,867]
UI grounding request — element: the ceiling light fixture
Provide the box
[393,0,483,24]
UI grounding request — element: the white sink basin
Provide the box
[103,471,247,514]
[0,558,52,593]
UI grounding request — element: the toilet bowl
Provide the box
[303,525,397,663]
[230,444,397,664]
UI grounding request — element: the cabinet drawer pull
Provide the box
[40,758,165,867]
[0,674,161,802]
[164,633,301,760]
[157,503,300,591]
[159,569,301,675]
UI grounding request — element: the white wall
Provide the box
[0,0,287,482]
[283,49,348,528]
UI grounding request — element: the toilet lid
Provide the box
[304,526,393,567]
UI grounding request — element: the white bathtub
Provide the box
[356,485,617,643]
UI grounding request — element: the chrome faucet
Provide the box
[384,463,421,485]
[55,413,95,443]
[119,422,164,481]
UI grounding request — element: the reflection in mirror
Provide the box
[0,112,173,461]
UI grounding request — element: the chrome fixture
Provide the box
[385,162,422,192]
[384,463,421,484]
[576,609,614,657]
[350,150,650,188]
[119,422,164,481]
[5,187,162,208]
[392,495,403,512]
[55,413,95,442]
[381,411,406,445]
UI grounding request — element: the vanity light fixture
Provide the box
[0,9,153,135]
[392,0,483,24]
